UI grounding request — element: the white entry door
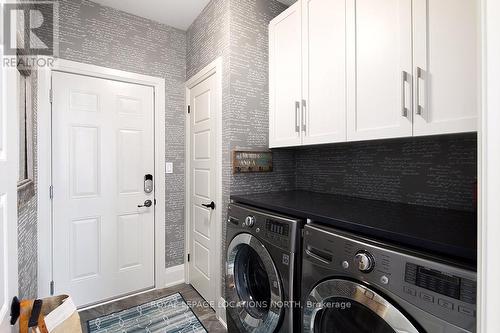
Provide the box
[188,73,217,306]
[52,72,155,307]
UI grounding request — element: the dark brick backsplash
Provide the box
[294,133,477,212]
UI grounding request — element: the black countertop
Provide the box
[230,190,477,266]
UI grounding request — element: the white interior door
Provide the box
[302,0,346,145]
[0,54,18,331]
[347,0,413,141]
[413,0,478,136]
[188,73,217,307]
[269,3,303,148]
[52,72,155,307]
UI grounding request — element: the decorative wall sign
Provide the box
[233,150,273,174]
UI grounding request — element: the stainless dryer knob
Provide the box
[244,216,255,227]
[355,251,375,273]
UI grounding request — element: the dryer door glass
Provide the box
[226,233,283,332]
[303,279,419,333]
[234,244,271,318]
[313,297,394,333]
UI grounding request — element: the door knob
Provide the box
[138,200,153,208]
[202,201,215,210]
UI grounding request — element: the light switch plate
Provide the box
[165,162,173,174]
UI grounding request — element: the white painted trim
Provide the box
[184,58,224,319]
[79,265,184,312]
[37,58,166,299]
[165,264,185,288]
[37,61,52,298]
[478,0,500,330]
[78,288,156,312]
[217,297,227,327]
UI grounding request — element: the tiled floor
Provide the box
[79,284,226,333]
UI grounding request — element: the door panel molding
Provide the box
[185,58,223,322]
[346,0,413,141]
[37,59,166,302]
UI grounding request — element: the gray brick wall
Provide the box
[186,0,291,299]
[18,45,39,300]
[295,134,477,212]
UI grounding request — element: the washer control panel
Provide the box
[303,224,477,331]
[355,250,375,273]
[244,215,256,227]
[404,263,476,305]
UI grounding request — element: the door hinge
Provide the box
[49,281,55,295]
[187,105,191,114]
[187,254,190,262]
[49,185,54,199]
[49,89,53,103]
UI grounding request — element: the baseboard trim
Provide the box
[218,316,227,329]
[217,297,227,327]
[164,264,185,288]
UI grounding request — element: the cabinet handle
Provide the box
[416,67,425,117]
[295,101,300,133]
[401,71,409,118]
[302,99,307,133]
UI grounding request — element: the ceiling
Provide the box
[92,0,296,31]
[92,0,211,30]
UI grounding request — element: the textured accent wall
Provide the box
[229,0,295,197]
[295,133,478,212]
[18,197,37,299]
[186,0,231,247]
[57,0,187,268]
[17,68,38,300]
[186,0,291,298]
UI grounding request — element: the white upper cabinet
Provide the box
[412,0,478,136]
[302,0,347,145]
[346,0,413,141]
[269,0,478,148]
[269,3,302,148]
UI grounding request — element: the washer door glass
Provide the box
[303,279,420,333]
[226,233,283,332]
[234,244,271,318]
[313,297,395,333]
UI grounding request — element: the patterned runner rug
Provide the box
[87,293,207,332]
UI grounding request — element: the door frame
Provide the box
[37,59,166,300]
[478,0,500,330]
[184,58,223,319]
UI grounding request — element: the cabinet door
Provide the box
[302,0,346,145]
[413,0,478,136]
[269,3,302,148]
[346,0,413,141]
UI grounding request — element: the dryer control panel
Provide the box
[303,224,477,332]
